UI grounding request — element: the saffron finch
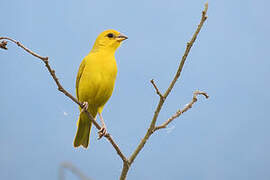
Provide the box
[74,29,127,148]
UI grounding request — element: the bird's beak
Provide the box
[116,33,128,42]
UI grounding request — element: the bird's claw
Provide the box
[98,126,108,139]
[81,102,88,112]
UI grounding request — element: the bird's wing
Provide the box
[76,58,86,101]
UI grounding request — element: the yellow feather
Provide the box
[73,29,127,148]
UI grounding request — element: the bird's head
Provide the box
[92,29,128,53]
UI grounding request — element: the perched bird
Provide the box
[74,29,128,148]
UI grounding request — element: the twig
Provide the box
[150,79,165,101]
[59,162,92,180]
[163,2,208,99]
[154,90,209,131]
[120,3,209,180]
[0,36,128,164]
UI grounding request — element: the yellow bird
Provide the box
[74,29,128,148]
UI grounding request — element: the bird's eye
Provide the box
[107,33,114,38]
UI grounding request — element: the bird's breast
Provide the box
[79,54,117,108]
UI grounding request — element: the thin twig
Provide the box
[154,90,209,131]
[120,3,209,180]
[0,36,128,164]
[59,162,92,180]
[150,79,165,101]
[163,2,208,99]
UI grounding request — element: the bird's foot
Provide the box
[81,102,88,112]
[98,125,108,139]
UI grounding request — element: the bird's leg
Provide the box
[98,112,108,139]
[81,102,89,112]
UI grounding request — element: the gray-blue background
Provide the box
[1,0,269,179]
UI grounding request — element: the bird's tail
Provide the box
[73,112,92,148]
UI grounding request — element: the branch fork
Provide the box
[154,90,209,131]
[150,79,165,101]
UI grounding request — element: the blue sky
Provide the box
[1,0,270,180]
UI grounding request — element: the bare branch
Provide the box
[0,37,48,60]
[150,79,165,101]
[59,162,92,180]
[0,37,128,164]
[163,2,208,99]
[154,90,209,131]
[120,3,209,179]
